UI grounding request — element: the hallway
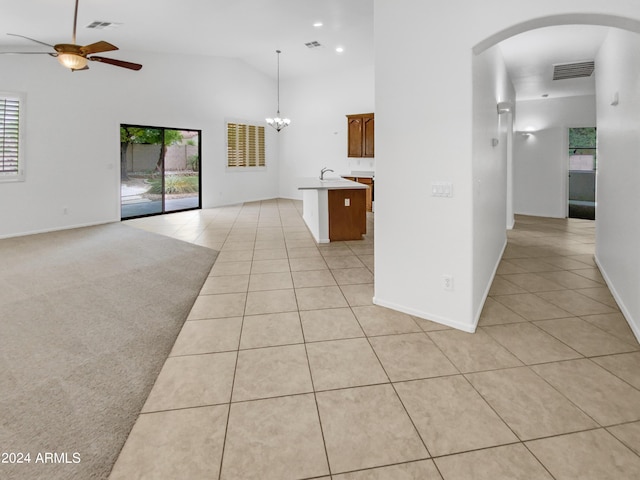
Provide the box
[113,202,640,479]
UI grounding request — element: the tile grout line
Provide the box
[348,293,436,464]
[281,199,334,478]
[216,203,253,480]
[123,206,640,478]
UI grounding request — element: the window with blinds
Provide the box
[0,93,23,181]
[227,122,265,168]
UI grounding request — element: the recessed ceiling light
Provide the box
[336,46,344,53]
[313,22,323,27]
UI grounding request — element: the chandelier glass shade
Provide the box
[266,50,290,132]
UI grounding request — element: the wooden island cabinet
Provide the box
[298,178,368,243]
[342,176,373,212]
[347,113,374,158]
[328,189,366,241]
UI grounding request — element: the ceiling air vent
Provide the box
[552,61,595,80]
[85,21,121,30]
[305,41,322,49]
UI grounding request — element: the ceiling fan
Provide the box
[0,0,142,71]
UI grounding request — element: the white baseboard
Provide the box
[371,239,507,335]
[0,219,117,240]
[594,255,640,344]
[470,239,508,332]
[373,296,477,333]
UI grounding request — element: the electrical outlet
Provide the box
[344,198,350,207]
[443,275,453,291]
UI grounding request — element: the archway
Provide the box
[471,12,640,342]
[474,13,640,231]
[473,13,640,55]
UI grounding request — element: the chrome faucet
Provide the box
[320,167,334,180]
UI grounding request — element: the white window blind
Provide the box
[227,122,265,168]
[0,93,24,181]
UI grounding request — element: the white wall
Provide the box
[515,95,596,132]
[471,45,515,327]
[513,128,566,218]
[595,28,640,339]
[0,51,278,238]
[513,95,595,218]
[278,65,374,200]
[373,0,640,331]
[374,0,476,330]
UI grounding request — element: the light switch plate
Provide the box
[431,182,453,197]
[344,198,350,206]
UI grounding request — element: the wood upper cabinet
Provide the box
[347,113,374,158]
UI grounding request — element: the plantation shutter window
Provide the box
[0,94,24,181]
[227,122,265,168]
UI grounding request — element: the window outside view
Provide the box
[120,126,201,219]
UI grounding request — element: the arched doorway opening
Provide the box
[472,12,640,342]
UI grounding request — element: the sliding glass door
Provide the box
[120,125,201,219]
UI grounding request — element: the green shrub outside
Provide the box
[188,154,199,171]
[148,176,199,194]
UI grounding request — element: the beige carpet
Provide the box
[0,223,218,480]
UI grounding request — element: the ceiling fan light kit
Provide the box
[266,50,290,132]
[1,0,142,72]
[55,43,89,70]
[57,52,88,70]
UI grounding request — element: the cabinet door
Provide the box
[347,117,363,157]
[328,189,366,241]
[363,116,375,157]
[356,177,373,212]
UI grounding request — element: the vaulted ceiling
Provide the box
[0,0,611,98]
[0,0,373,80]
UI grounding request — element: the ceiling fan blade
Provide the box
[89,56,143,71]
[7,33,54,48]
[80,41,118,55]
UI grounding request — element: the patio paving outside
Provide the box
[121,178,199,219]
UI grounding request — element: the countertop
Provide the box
[298,177,369,190]
[342,171,375,179]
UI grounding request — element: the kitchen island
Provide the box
[341,171,374,212]
[298,177,368,243]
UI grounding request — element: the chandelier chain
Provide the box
[266,49,290,132]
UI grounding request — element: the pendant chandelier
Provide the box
[266,50,291,132]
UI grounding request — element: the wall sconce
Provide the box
[611,92,619,106]
[497,101,514,114]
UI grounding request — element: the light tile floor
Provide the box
[111,200,640,479]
